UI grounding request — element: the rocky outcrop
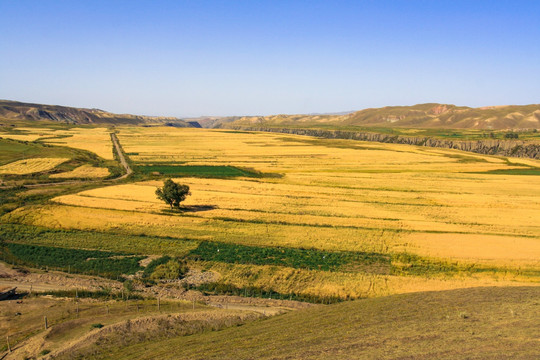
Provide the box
[225,126,540,159]
[0,100,194,126]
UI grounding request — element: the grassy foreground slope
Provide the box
[92,286,540,360]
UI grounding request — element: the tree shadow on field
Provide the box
[161,205,218,214]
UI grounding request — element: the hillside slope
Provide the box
[0,100,192,126]
[216,103,540,130]
[94,286,540,360]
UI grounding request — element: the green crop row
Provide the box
[189,241,389,272]
[136,165,261,178]
[0,223,198,256]
[2,243,144,279]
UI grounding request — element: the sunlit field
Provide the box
[3,127,540,299]
[0,157,69,174]
[49,164,110,179]
[0,126,114,160]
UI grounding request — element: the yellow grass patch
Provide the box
[0,157,69,175]
[44,127,113,160]
[0,133,43,141]
[208,262,536,299]
[50,164,110,179]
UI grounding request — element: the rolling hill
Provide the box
[79,286,540,359]
[213,103,540,130]
[0,100,193,126]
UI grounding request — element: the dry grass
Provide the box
[1,295,260,360]
[99,286,540,360]
[43,127,114,160]
[204,262,536,300]
[0,157,69,175]
[50,164,110,179]
[3,127,540,299]
[1,126,114,160]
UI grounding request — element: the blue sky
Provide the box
[1,0,539,117]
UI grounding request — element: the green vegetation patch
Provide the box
[0,138,73,166]
[3,243,144,278]
[189,241,540,279]
[194,282,343,304]
[142,256,189,281]
[189,241,389,272]
[471,168,540,176]
[0,223,198,256]
[136,165,264,178]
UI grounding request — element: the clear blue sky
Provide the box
[1,0,539,117]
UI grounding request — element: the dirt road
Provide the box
[110,132,132,179]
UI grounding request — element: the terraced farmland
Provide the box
[2,127,540,300]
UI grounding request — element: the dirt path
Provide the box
[0,279,68,292]
[110,132,132,179]
[206,302,292,315]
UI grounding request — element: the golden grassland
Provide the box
[0,133,43,142]
[0,157,69,175]
[1,126,114,160]
[205,262,536,299]
[50,164,110,179]
[3,127,540,298]
[44,127,114,160]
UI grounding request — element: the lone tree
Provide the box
[156,179,191,210]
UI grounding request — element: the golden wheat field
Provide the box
[0,157,69,175]
[1,126,114,160]
[49,164,110,178]
[4,127,540,298]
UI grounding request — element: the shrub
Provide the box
[150,259,189,280]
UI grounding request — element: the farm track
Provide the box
[110,132,133,179]
[0,132,132,189]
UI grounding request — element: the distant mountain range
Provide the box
[212,103,540,130]
[0,100,194,127]
[1,100,539,130]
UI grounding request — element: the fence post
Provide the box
[6,335,11,353]
[44,316,48,329]
[158,297,160,311]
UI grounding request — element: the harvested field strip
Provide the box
[50,164,110,179]
[0,157,69,174]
